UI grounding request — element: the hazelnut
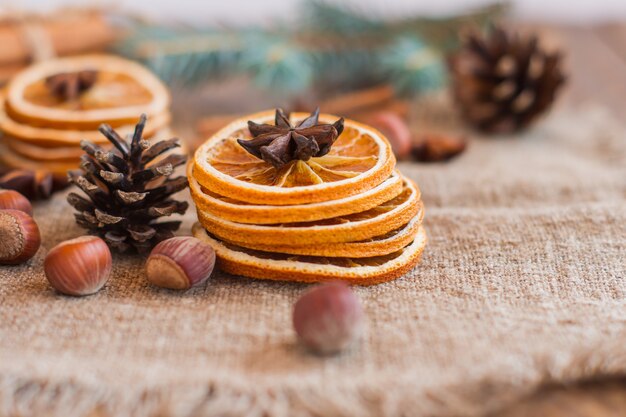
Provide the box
[44,236,112,296]
[366,112,412,159]
[293,282,364,354]
[0,209,41,265]
[0,189,33,214]
[146,236,216,290]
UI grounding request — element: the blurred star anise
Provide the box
[412,133,467,162]
[238,108,344,169]
[46,70,98,101]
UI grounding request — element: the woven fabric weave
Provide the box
[0,105,625,417]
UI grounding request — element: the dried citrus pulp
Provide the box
[190,109,427,285]
[0,55,172,178]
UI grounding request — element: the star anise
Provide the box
[45,70,98,101]
[237,108,344,169]
[411,133,467,162]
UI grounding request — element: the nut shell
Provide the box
[44,236,112,296]
[366,112,412,159]
[0,209,41,264]
[293,282,364,354]
[146,236,216,290]
[0,189,33,214]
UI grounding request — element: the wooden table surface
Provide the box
[169,22,626,417]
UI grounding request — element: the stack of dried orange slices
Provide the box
[190,109,426,285]
[0,55,171,180]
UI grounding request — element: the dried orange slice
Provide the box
[192,223,427,285]
[225,204,424,258]
[5,55,170,130]
[0,142,78,177]
[0,96,171,147]
[4,138,82,162]
[0,127,180,172]
[193,110,395,205]
[195,178,420,246]
[2,127,175,162]
[189,161,405,224]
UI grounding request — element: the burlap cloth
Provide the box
[1,105,625,417]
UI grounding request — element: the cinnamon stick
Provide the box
[0,10,117,67]
[196,114,242,139]
[195,86,409,143]
[319,85,396,115]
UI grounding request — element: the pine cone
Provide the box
[448,26,566,133]
[67,115,189,253]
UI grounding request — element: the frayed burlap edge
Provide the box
[3,341,626,417]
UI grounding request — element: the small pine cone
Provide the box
[67,114,189,253]
[448,26,566,133]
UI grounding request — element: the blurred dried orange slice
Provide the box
[196,178,420,246]
[0,96,171,147]
[193,110,395,205]
[192,222,427,285]
[5,139,82,162]
[0,142,78,178]
[5,55,170,130]
[4,127,175,162]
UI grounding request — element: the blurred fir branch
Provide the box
[300,1,381,34]
[379,37,446,97]
[301,1,508,49]
[309,46,384,93]
[114,0,506,97]
[116,26,244,87]
[239,32,314,93]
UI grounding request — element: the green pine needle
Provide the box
[115,25,244,87]
[380,37,446,96]
[114,2,504,95]
[301,0,382,34]
[239,32,314,93]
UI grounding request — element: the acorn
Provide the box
[293,282,365,354]
[44,236,112,296]
[145,236,216,290]
[0,209,41,264]
[0,189,33,214]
